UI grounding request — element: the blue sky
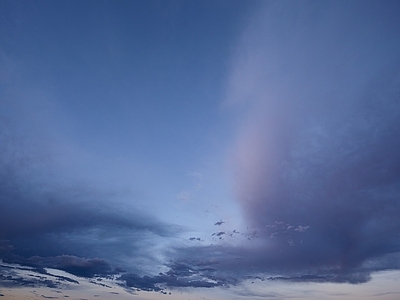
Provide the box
[1,1,400,299]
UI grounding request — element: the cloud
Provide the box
[0,56,185,289]
[0,119,182,277]
[118,261,233,292]
[0,261,80,289]
[0,125,174,240]
[148,1,400,288]
[220,0,400,282]
[1,1,400,295]
[4,255,116,278]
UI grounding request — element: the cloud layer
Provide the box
[1,0,400,296]
[224,0,400,279]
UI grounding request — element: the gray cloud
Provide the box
[0,121,181,277]
[3,255,115,278]
[118,261,234,292]
[0,262,79,289]
[0,135,173,240]
[147,1,400,288]
[220,0,400,283]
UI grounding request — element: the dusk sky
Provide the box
[1,1,400,299]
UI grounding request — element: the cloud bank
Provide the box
[222,0,400,280]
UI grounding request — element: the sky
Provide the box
[1,0,400,299]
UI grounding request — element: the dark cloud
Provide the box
[0,115,184,292]
[118,273,162,292]
[0,262,79,289]
[0,133,174,240]
[267,273,371,285]
[118,261,232,292]
[0,123,184,287]
[3,255,116,278]
[211,232,225,237]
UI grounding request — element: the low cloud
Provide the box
[0,122,181,277]
[118,261,233,292]
[4,255,116,278]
